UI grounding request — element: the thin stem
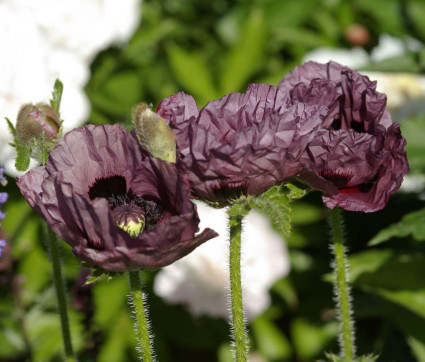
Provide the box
[329,207,356,361]
[228,214,248,362]
[44,224,76,361]
[128,271,154,362]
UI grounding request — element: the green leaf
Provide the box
[251,183,306,237]
[14,139,32,172]
[50,79,63,114]
[5,117,17,138]
[319,352,379,362]
[91,71,143,116]
[369,208,425,246]
[355,253,425,290]
[251,316,292,360]
[375,289,425,320]
[220,8,267,94]
[401,114,425,173]
[286,183,306,199]
[375,291,425,349]
[167,45,219,105]
[291,202,323,225]
[217,344,234,362]
[5,117,33,171]
[93,275,129,328]
[226,197,252,219]
[84,267,117,285]
[407,336,425,362]
[291,318,338,360]
[348,249,394,283]
[264,0,317,29]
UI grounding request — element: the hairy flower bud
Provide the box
[132,103,177,163]
[16,103,60,143]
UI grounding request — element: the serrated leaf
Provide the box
[5,117,17,138]
[50,79,63,114]
[14,140,32,172]
[84,267,117,286]
[369,208,425,245]
[287,183,306,199]
[226,198,251,218]
[251,184,303,237]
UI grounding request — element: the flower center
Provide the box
[330,118,365,133]
[320,169,354,188]
[111,204,145,238]
[320,169,378,194]
[210,180,248,207]
[88,175,165,237]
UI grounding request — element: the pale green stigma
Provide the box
[112,204,146,238]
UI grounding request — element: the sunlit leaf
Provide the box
[291,318,338,360]
[220,8,267,94]
[50,79,63,114]
[251,316,292,360]
[167,45,219,105]
[369,208,425,245]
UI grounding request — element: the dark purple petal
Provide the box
[157,92,200,159]
[158,84,325,204]
[18,124,218,271]
[279,61,392,132]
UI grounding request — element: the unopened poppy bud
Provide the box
[132,103,177,163]
[16,103,60,143]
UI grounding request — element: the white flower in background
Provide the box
[0,0,141,175]
[154,201,291,320]
[303,47,369,69]
[399,174,425,193]
[370,33,422,62]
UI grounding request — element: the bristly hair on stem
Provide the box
[227,210,249,362]
[328,207,356,361]
[128,271,156,362]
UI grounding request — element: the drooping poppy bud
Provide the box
[132,102,177,163]
[16,102,61,144]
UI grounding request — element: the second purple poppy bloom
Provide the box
[17,124,217,272]
[157,84,326,205]
[278,61,409,212]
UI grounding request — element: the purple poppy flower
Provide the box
[17,124,218,272]
[278,61,409,212]
[157,84,326,205]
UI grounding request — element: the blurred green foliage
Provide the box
[3,0,425,361]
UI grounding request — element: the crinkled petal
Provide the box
[280,61,409,212]
[18,124,218,271]
[279,61,390,132]
[158,85,325,202]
